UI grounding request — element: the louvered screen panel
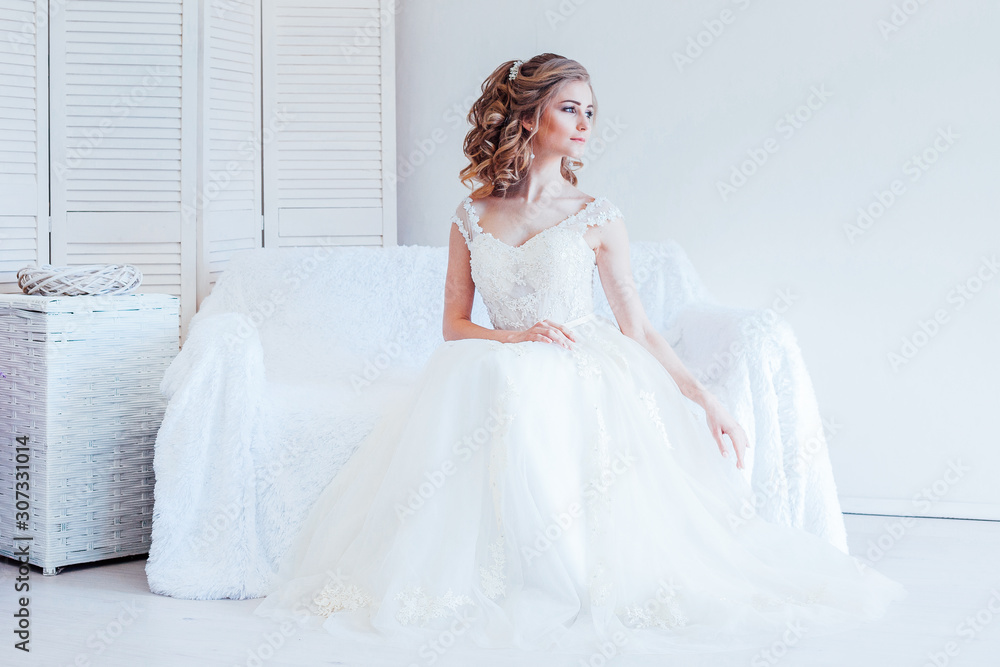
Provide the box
[0,0,48,292]
[262,0,396,248]
[198,0,261,307]
[49,0,195,337]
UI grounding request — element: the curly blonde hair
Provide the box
[459,53,597,200]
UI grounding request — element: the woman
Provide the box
[254,53,906,656]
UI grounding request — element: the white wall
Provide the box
[393,0,1000,519]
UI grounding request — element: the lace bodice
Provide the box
[451,195,624,331]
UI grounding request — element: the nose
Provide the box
[577,114,591,131]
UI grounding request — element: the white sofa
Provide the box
[146,240,848,600]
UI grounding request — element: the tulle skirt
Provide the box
[253,312,906,656]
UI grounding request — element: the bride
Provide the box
[254,53,907,656]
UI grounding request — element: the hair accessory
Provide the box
[508,60,523,81]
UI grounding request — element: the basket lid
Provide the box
[0,293,179,313]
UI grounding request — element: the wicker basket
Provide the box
[0,293,179,573]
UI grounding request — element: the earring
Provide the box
[530,151,535,159]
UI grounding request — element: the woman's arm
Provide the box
[442,222,576,348]
[592,215,750,468]
[442,222,505,342]
[593,216,708,401]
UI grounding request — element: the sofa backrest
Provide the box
[193,240,711,383]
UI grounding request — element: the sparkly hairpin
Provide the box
[508,60,523,81]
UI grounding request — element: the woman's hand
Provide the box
[701,394,750,469]
[504,319,577,350]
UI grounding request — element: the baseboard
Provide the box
[839,496,1000,521]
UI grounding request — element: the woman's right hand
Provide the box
[504,319,577,350]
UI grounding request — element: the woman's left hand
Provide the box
[702,395,750,470]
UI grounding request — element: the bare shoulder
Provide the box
[566,185,597,208]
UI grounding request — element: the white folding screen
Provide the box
[197,0,262,308]
[0,0,48,293]
[48,0,197,336]
[1,0,396,341]
[262,0,396,248]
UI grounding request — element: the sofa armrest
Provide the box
[146,312,270,599]
[668,303,849,553]
[759,316,849,553]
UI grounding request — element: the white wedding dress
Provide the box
[254,194,907,656]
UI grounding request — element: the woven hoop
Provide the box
[17,264,143,296]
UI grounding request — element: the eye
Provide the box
[563,106,594,119]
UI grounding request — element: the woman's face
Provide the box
[526,79,594,159]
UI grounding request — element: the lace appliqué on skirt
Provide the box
[310,579,374,618]
[311,578,476,627]
[750,583,829,611]
[715,581,829,618]
[571,346,602,379]
[639,390,674,450]
[621,582,690,629]
[480,373,518,601]
[586,406,614,522]
[584,405,636,609]
[589,559,613,606]
[395,585,475,626]
[479,535,507,600]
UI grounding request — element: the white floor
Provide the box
[2,514,998,667]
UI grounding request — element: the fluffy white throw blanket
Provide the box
[146,241,847,600]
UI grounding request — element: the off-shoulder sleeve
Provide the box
[586,197,625,228]
[451,202,472,247]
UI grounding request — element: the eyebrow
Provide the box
[560,99,594,108]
